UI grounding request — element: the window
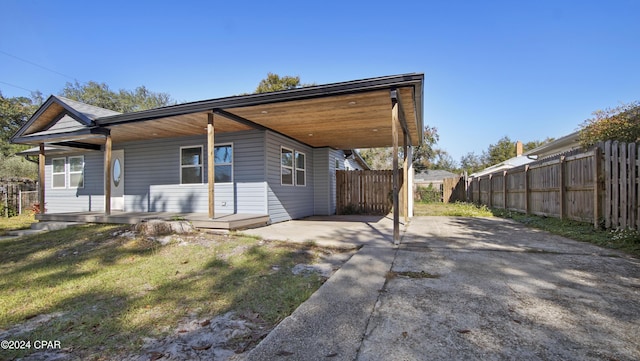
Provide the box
[52,158,66,188]
[295,151,306,186]
[181,146,203,184]
[281,147,293,185]
[214,144,233,183]
[68,156,84,188]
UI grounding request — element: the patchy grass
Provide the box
[0,225,335,359]
[414,202,494,217]
[492,209,640,258]
[0,213,35,236]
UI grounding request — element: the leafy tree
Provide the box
[579,101,640,147]
[60,81,175,112]
[359,126,447,170]
[485,136,551,166]
[459,151,487,175]
[254,73,315,93]
[0,91,41,178]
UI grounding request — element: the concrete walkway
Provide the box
[243,216,640,361]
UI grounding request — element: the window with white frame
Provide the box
[295,151,306,186]
[68,156,84,188]
[181,146,203,184]
[214,144,233,183]
[281,147,293,185]
[51,156,84,189]
[52,158,66,188]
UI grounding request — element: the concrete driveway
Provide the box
[244,216,640,361]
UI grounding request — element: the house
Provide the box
[11,74,424,234]
[470,133,582,178]
[414,169,458,188]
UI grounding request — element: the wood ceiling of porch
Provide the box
[108,87,420,149]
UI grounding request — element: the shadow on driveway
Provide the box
[359,216,640,361]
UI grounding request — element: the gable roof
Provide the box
[11,95,120,141]
[12,73,424,150]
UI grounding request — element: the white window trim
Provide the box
[51,157,66,189]
[68,155,85,189]
[295,150,306,187]
[281,146,294,186]
[213,143,234,184]
[180,145,204,184]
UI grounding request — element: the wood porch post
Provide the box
[104,133,112,215]
[38,143,45,214]
[403,132,409,223]
[391,94,400,244]
[208,113,215,219]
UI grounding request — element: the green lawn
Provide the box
[0,213,35,236]
[0,224,336,359]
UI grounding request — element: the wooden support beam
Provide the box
[38,143,45,214]
[403,131,409,223]
[104,134,112,216]
[391,94,400,244]
[208,113,215,219]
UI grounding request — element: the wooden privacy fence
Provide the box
[468,141,640,230]
[336,170,402,215]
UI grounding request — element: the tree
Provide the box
[254,73,315,93]
[459,151,487,175]
[60,81,175,112]
[359,126,446,170]
[579,101,640,147]
[0,91,41,178]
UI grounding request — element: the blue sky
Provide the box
[1,0,639,162]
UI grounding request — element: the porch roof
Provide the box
[12,73,424,150]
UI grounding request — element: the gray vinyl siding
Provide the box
[265,131,314,223]
[313,148,344,215]
[44,151,104,213]
[123,130,266,213]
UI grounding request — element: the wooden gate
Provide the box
[443,176,466,203]
[336,170,401,215]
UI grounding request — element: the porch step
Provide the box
[30,221,84,231]
[191,215,270,230]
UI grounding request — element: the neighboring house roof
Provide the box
[471,131,582,178]
[12,73,425,152]
[523,131,581,159]
[343,150,371,170]
[415,169,458,182]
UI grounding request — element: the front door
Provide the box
[111,150,124,211]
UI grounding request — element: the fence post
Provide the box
[503,170,508,209]
[628,143,636,230]
[524,165,530,214]
[488,174,493,208]
[559,156,566,220]
[604,141,611,228]
[593,147,602,229]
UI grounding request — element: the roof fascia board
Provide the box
[96,73,424,126]
[12,127,110,145]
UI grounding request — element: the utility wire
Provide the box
[0,49,77,81]
[0,80,36,94]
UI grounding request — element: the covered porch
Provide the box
[36,211,269,230]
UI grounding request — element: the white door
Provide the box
[111,150,124,211]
